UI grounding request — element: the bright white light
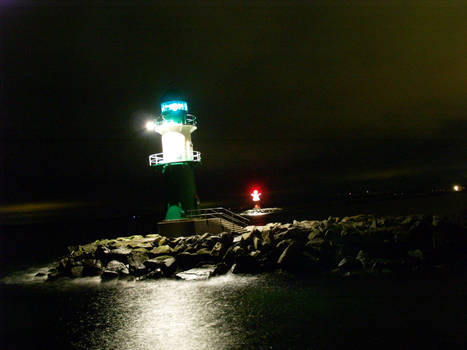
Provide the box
[146,121,156,131]
[162,132,186,162]
[250,189,261,202]
[453,185,460,192]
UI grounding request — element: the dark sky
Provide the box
[1,0,466,206]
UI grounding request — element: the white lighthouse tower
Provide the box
[146,97,201,220]
[148,100,201,165]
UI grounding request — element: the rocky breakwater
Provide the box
[47,214,467,281]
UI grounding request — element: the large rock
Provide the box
[176,252,209,269]
[149,245,173,257]
[70,265,84,278]
[176,265,217,280]
[105,260,129,276]
[82,259,103,276]
[143,256,176,275]
[101,270,119,280]
[210,242,224,257]
[277,242,301,269]
[108,247,132,263]
[231,253,260,274]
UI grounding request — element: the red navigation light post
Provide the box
[250,188,262,209]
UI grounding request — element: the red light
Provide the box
[250,188,262,202]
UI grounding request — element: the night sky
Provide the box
[1,1,466,208]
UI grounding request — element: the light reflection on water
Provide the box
[48,274,262,350]
[1,269,466,349]
[83,275,254,350]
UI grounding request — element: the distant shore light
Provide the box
[453,185,460,192]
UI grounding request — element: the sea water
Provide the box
[1,193,466,349]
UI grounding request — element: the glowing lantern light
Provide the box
[145,120,156,131]
[251,189,261,202]
[453,185,460,192]
[161,100,188,113]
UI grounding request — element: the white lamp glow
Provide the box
[146,121,156,131]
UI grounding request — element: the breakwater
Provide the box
[46,214,467,281]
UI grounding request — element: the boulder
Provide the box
[70,265,84,278]
[210,242,224,257]
[276,239,293,251]
[213,262,229,276]
[105,260,129,276]
[336,257,361,271]
[260,230,273,247]
[101,270,119,280]
[173,243,188,254]
[144,256,176,275]
[407,249,423,260]
[355,250,370,269]
[144,268,164,279]
[82,259,103,276]
[253,237,261,250]
[176,252,201,269]
[231,256,257,274]
[176,265,217,280]
[149,245,173,257]
[47,272,60,281]
[277,243,301,269]
[108,247,132,263]
[219,232,234,246]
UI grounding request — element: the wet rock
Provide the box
[108,247,132,263]
[277,243,300,268]
[101,270,119,280]
[70,265,84,278]
[126,241,153,249]
[407,249,423,260]
[336,257,361,271]
[105,260,129,276]
[249,250,261,258]
[176,252,200,269]
[176,265,216,280]
[219,232,234,246]
[253,237,261,250]
[35,272,46,277]
[82,259,103,276]
[356,250,370,269]
[213,262,229,276]
[231,253,260,274]
[210,242,224,257]
[149,245,173,257]
[143,268,164,279]
[173,243,187,254]
[58,258,72,274]
[144,256,176,275]
[306,238,325,247]
[47,272,60,281]
[127,250,149,267]
[276,239,293,251]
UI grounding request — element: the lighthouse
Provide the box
[146,96,201,220]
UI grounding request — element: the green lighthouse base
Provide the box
[159,161,200,220]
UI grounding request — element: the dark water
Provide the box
[1,272,466,349]
[1,192,466,349]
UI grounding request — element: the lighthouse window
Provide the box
[161,101,188,113]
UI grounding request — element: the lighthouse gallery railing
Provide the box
[149,151,201,166]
